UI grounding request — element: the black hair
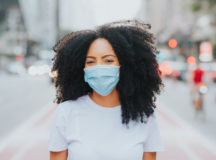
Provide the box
[52,20,163,125]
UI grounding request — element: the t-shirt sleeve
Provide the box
[48,103,68,152]
[143,111,165,152]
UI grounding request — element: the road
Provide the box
[0,99,216,160]
[157,78,216,145]
[0,73,55,142]
[0,74,216,159]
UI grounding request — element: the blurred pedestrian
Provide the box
[190,63,207,120]
[48,20,164,160]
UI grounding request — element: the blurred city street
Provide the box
[0,73,55,142]
[0,77,216,159]
[158,79,216,145]
[1,0,216,159]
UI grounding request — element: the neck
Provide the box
[89,88,120,107]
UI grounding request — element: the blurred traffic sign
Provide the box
[199,42,213,62]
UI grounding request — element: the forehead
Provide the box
[86,38,116,56]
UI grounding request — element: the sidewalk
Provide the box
[156,103,216,160]
[0,102,216,160]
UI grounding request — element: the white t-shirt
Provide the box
[48,95,164,160]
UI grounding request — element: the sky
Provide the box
[60,0,142,30]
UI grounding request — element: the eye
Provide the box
[105,59,114,63]
[86,61,95,64]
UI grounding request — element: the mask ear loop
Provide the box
[118,65,121,78]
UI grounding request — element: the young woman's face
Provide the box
[85,38,120,68]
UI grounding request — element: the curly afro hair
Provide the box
[51,19,163,125]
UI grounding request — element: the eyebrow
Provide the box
[86,54,116,59]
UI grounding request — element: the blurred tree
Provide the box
[0,10,6,23]
[0,0,19,33]
[191,0,216,20]
[0,0,17,8]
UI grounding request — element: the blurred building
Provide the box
[137,0,215,61]
[60,0,95,31]
[138,0,193,41]
[0,0,27,70]
[0,0,61,70]
[19,0,59,49]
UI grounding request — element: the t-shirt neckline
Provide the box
[86,94,121,112]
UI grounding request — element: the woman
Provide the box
[48,20,164,160]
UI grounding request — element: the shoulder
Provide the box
[143,110,157,126]
[56,95,89,116]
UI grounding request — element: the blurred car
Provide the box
[27,60,51,76]
[6,61,26,75]
[157,48,188,81]
[169,61,187,81]
[36,49,56,83]
[157,48,173,63]
[159,60,188,81]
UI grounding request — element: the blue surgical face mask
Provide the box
[84,65,120,96]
